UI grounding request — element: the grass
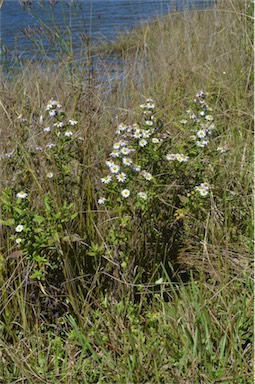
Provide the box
[0,0,253,382]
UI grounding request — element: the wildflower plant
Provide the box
[97,94,223,284]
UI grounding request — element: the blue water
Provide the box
[0,0,215,67]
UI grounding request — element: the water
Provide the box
[0,0,215,70]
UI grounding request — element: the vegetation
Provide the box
[0,0,253,382]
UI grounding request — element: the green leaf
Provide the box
[0,218,15,226]
[33,215,46,224]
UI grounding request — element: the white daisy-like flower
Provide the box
[190,114,197,120]
[116,172,127,182]
[65,131,73,137]
[196,130,206,139]
[120,147,131,155]
[133,129,142,138]
[145,120,153,126]
[113,142,121,150]
[186,109,191,114]
[166,153,176,161]
[54,122,64,128]
[152,138,160,143]
[101,175,112,184]
[195,183,210,197]
[46,172,54,178]
[139,139,148,147]
[122,157,133,166]
[15,238,22,245]
[138,192,147,200]
[205,115,214,121]
[199,188,209,197]
[119,140,128,147]
[110,149,120,158]
[15,224,24,233]
[176,154,189,162]
[190,135,196,141]
[105,160,115,168]
[196,140,208,147]
[141,171,152,181]
[146,102,155,109]
[142,130,151,138]
[43,127,51,132]
[110,164,120,174]
[121,189,130,198]
[69,119,78,125]
[180,119,187,124]
[16,191,28,199]
[118,123,127,131]
[98,197,107,205]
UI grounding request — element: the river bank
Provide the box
[0,1,253,382]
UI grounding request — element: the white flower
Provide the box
[118,123,127,131]
[152,138,160,143]
[98,197,107,205]
[138,192,147,200]
[46,143,56,148]
[101,175,112,184]
[15,238,22,245]
[16,191,28,199]
[46,172,54,178]
[145,120,153,126]
[140,104,146,108]
[43,127,51,132]
[54,122,64,128]
[217,146,227,153]
[190,114,197,120]
[195,183,210,197]
[196,140,209,147]
[141,171,152,181]
[69,119,78,125]
[110,164,120,174]
[110,149,120,158]
[49,110,57,117]
[200,111,205,116]
[166,153,176,161]
[180,119,187,124]
[146,102,155,109]
[122,157,133,166]
[15,225,24,233]
[133,165,141,172]
[113,142,121,150]
[65,131,73,137]
[176,154,189,162]
[142,130,151,138]
[196,129,206,139]
[205,115,213,121]
[133,129,142,138]
[105,160,115,168]
[139,139,147,147]
[119,140,128,147]
[121,189,130,198]
[120,147,131,155]
[116,172,127,182]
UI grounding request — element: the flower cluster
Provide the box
[99,98,161,205]
[183,91,216,148]
[195,182,210,197]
